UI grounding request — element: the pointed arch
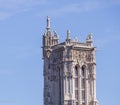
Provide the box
[81,65,86,77]
[74,64,80,76]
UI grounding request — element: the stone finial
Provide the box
[86,33,93,46]
[67,30,71,40]
[66,30,71,44]
[53,31,59,45]
[46,16,50,30]
[53,31,58,37]
[87,33,93,41]
[74,36,78,42]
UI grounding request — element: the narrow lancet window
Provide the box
[74,65,79,102]
[81,66,86,103]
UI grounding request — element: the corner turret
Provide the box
[86,33,93,46]
[66,29,71,44]
[46,16,50,31]
[43,16,52,47]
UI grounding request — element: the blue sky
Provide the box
[0,0,120,105]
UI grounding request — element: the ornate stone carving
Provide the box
[42,17,98,105]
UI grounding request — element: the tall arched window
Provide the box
[75,66,78,88]
[82,66,85,77]
[74,65,79,104]
[75,66,78,76]
[81,65,86,105]
[58,68,61,105]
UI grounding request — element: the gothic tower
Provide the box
[42,17,98,105]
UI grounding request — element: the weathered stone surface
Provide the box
[42,17,98,105]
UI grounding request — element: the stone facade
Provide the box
[42,17,98,105]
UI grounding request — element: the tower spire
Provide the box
[66,29,71,44]
[46,16,50,30]
[67,29,71,40]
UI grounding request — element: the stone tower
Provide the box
[42,17,98,105]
